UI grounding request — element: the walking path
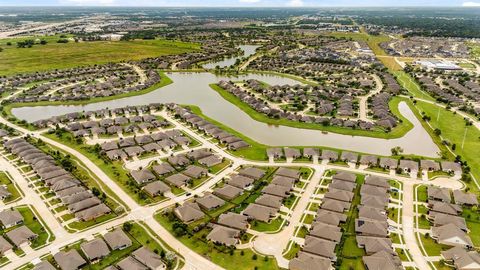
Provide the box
[0,107,466,270]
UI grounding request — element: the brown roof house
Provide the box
[130,169,156,185]
[132,247,166,270]
[289,252,332,270]
[362,250,402,270]
[104,228,132,251]
[432,223,473,248]
[174,202,205,223]
[196,193,225,211]
[206,225,240,246]
[80,238,110,262]
[0,209,23,228]
[5,225,37,247]
[54,250,87,270]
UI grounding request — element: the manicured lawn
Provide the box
[4,71,172,122]
[336,174,366,268]
[209,84,414,139]
[251,217,284,232]
[0,38,200,75]
[209,159,231,174]
[17,206,53,249]
[396,248,410,261]
[419,234,451,256]
[416,185,428,202]
[0,171,22,203]
[43,131,158,205]
[393,71,435,102]
[338,258,366,270]
[155,213,280,270]
[461,207,480,247]
[283,241,301,260]
[390,233,402,244]
[302,214,315,225]
[414,100,480,193]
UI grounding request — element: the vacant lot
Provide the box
[0,37,200,75]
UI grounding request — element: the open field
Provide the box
[415,100,480,191]
[468,43,480,59]
[0,38,200,75]
[326,32,391,56]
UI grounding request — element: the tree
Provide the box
[122,222,133,232]
[434,128,442,136]
[391,146,403,156]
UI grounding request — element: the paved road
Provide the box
[402,182,431,270]
[0,109,465,270]
[252,165,325,268]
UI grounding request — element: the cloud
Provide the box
[239,0,261,3]
[60,0,116,5]
[463,1,480,6]
[286,0,304,6]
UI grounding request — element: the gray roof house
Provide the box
[0,209,23,228]
[80,238,110,261]
[104,228,132,250]
[54,250,87,270]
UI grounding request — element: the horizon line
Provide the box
[0,5,477,8]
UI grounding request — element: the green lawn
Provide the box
[0,38,200,75]
[283,241,301,260]
[155,213,280,270]
[416,185,428,202]
[209,84,414,139]
[393,71,435,102]
[414,100,480,192]
[16,206,53,249]
[0,171,22,203]
[461,207,480,247]
[419,234,451,256]
[4,71,172,124]
[42,131,159,205]
[251,217,284,232]
[337,174,366,270]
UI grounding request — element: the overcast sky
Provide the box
[0,0,479,7]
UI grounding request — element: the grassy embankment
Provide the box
[2,71,172,131]
[353,31,480,193]
[209,83,413,139]
[0,36,200,76]
[32,138,124,230]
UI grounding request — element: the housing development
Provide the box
[0,5,479,270]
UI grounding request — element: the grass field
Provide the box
[468,43,480,59]
[0,37,200,75]
[327,32,391,56]
[415,100,480,191]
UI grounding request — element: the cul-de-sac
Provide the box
[0,4,479,270]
